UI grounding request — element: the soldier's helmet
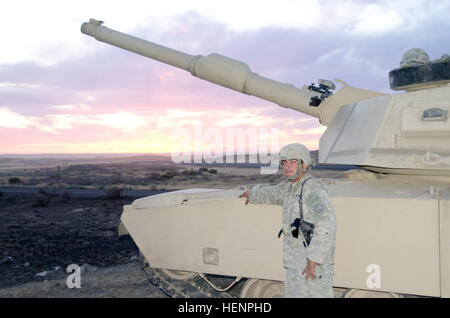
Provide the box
[279,143,312,167]
[400,48,430,68]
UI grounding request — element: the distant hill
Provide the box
[0,150,358,171]
[310,150,319,163]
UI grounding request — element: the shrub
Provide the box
[208,169,218,174]
[182,168,198,176]
[8,177,22,185]
[32,189,50,207]
[60,191,72,203]
[161,172,174,180]
[104,187,124,200]
[50,174,61,180]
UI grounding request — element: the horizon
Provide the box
[0,150,319,157]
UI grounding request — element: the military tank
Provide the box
[81,19,450,298]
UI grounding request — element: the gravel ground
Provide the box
[0,193,167,297]
[0,261,167,298]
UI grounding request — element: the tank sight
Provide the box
[308,79,336,106]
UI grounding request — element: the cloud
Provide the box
[91,112,151,132]
[0,107,153,134]
[0,107,33,128]
[284,118,314,127]
[51,103,92,111]
[156,108,206,128]
[0,82,41,89]
[292,126,327,136]
[212,108,276,128]
[47,111,153,133]
[316,49,345,64]
[10,139,157,154]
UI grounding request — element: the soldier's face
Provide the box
[282,159,299,178]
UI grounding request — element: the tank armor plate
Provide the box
[389,61,450,90]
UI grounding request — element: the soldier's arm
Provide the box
[247,183,285,206]
[304,181,337,264]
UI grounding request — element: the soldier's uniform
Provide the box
[248,170,336,297]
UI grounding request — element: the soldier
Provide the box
[239,143,336,297]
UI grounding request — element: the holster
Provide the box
[277,177,315,247]
[291,217,315,247]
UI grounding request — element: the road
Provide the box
[0,186,169,198]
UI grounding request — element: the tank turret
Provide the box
[320,48,450,175]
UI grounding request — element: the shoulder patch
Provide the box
[305,192,329,215]
[314,203,324,214]
[305,192,320,206]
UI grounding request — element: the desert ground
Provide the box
[0,153,346,297]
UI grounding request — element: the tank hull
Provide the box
[120,175,450,297]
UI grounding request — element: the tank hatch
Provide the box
[389,49,450,91]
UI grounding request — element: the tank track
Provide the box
[140,256,237,298]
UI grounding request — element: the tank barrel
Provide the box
[81,19,197,71]
[81,19,320,118]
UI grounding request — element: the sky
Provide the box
[0,0,449,155]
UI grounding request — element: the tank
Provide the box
[81,19,450,298]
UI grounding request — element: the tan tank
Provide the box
[81,19,450,298]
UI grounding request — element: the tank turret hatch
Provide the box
[389,48,450,91]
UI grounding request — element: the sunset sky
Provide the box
[1,0,449,155]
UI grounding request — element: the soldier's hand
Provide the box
[239,191,249,205]
[302,258,320,280]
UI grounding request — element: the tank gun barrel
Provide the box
[81,19,320,118]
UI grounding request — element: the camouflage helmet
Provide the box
[400,48,430,68]
[279,143,312,167]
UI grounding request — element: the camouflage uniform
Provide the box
[249,172,336,298]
